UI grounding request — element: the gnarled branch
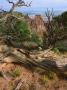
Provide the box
[0,0,32,22]
[7,0,32,13]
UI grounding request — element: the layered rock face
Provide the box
[26,15,46,39]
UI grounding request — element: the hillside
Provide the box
[0,10,67,90]
[0,38,67,90]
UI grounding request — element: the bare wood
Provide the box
[0,69,9,80]
[14,79,23,90]
[7,0,32,13]
[0,0,32,22]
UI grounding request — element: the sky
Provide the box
[0,0,67,13]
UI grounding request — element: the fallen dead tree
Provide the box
[0,43,66,68]
[0,44,67,79]
[0,46,66,70]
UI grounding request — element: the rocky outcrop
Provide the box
[26,15,47,39]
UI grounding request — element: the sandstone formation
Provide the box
[26,15,47,39]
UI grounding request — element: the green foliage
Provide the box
[55,40,67,52]
[58,47,67,52]
[0,16,31,42]
[52,48,60,54]
[11,68,21,77]
[40,70,56,82]
[61,11,67,26]
[45,70,56,79]
[0,22,6,34]
[53,15,62,25]
[52,22,60,33]
[54,11,67,26]
[46,12,67,49]
[41,75,49,82]
[34,67,56,82]
[14,20,31,41]
[31,33,43,47]
[53,11,67,35]
[0,11,67,50]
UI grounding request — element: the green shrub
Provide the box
[11,68,21,77]
[55,40,67,52]
[31,33,43,47]
[52,48,60,54]
[57,47,67,52]
[40,70,56,82]
[0,16,31,42]
[9,20,31,42]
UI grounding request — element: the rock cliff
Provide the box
[26,15,47,39]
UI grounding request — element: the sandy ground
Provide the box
[0,62,67,90]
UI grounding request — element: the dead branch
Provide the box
[1,70,8,80]
[45,9,54,23]
[17,49,30,58]
[14,79,23,90]
[7,0,14,6]
[0,0,32,22]
[7,0,32,13]
[0,68,9,80]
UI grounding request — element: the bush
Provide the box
[52,48,60,54]
[0,17,31,42]
[55,40,67,52]
[11,68,21,77]
[40,70,56,83]
[14,20,31,41]
[31,33,43,47]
